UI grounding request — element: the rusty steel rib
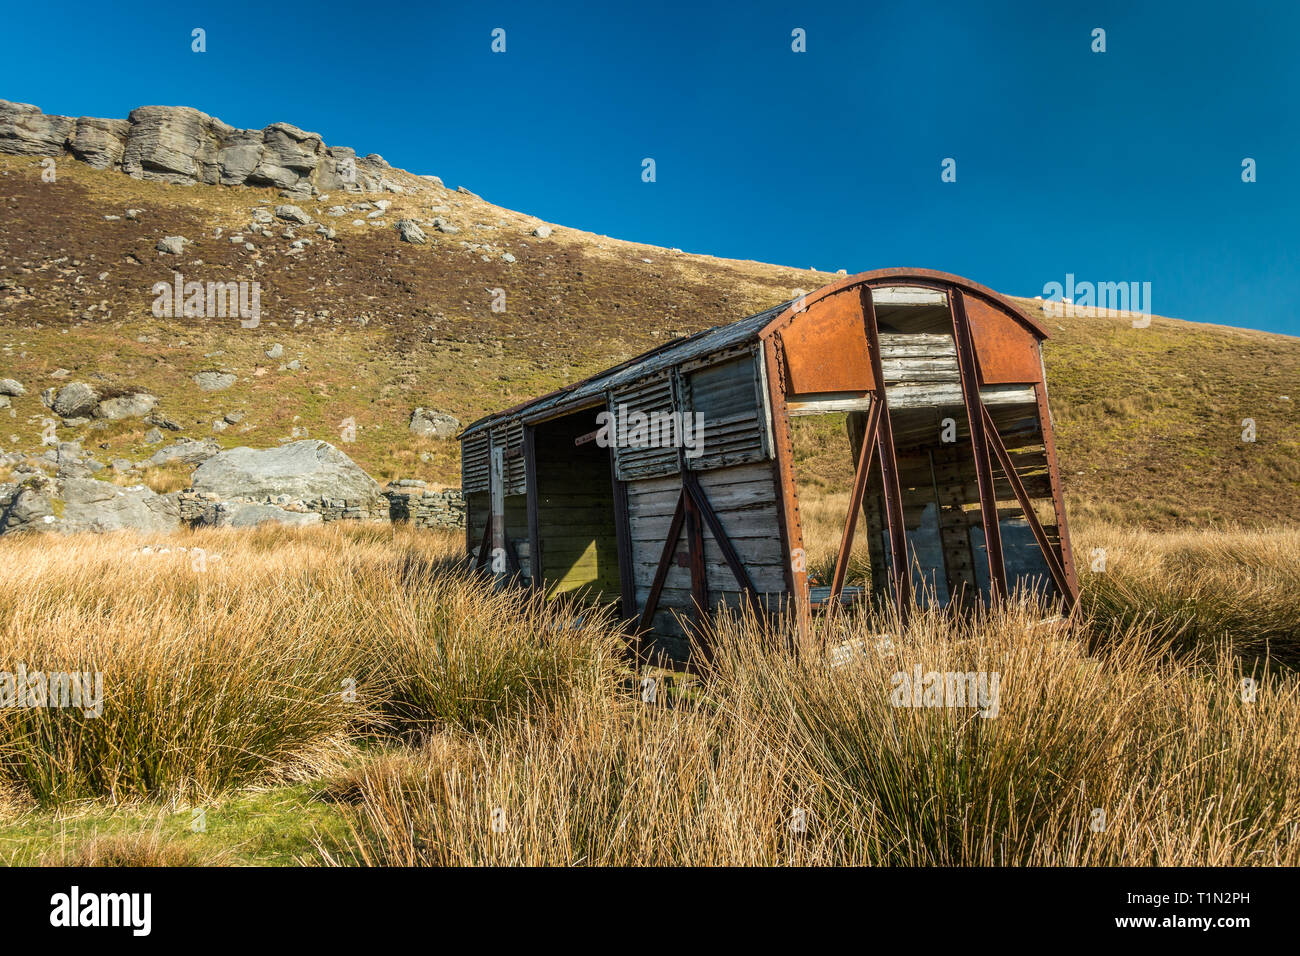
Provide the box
[951,289,1007,603]
[829,396,881,604]
[981,404,1074,604]
[859,286,911,620]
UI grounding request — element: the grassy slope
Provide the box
[1,155,1297,526]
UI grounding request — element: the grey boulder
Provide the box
[148,439,221,467]
[96,391,157,420]
[193,371,236,391]
[44,381,100,418]
[396,219,426,244]
[192,440,383,507]
[0,475,180,535]
[409,407,461,439]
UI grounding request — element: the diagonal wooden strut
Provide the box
[474,510,493,570]
[980,403,1074,604]
[637,488,687,632]
[829,397,882,603]
[682,471,762,617]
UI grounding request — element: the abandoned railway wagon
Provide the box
[459,268,1078,658]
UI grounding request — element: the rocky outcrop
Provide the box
[0,474,180,535]
[191,440,385,512]
[0,440,465,534]
[0,100,427,196]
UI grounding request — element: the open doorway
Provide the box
[529,407,623,604]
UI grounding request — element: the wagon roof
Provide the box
[458,267,1046,439]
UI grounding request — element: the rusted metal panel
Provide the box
[775,289,876,396]
[963,293,1044,385]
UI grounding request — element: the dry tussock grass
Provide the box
[325,598,1300,866]
[2,521,1297,865]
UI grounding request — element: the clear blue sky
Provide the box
[3,1,1297,335]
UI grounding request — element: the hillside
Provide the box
[1,104,1297,529]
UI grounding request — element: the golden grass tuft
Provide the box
[2,521,1298,865]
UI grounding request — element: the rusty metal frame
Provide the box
[1035,360,1080,601]
[980,404,1074,602]
[828,396,881,603]
[951,289,1007,602]
[761,334,811,642]
[859,285,912,620]
[465,269,1079,644]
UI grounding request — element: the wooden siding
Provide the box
[609,374,680,481]
[461,432,489,493]
[489,420,527,496]
[466,490,531,577]
[683,353,770,472]
[627,461,785,614]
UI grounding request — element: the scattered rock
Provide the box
[265,343,283,359]
[44,381,100,418]
[193,371,236,391]
[409,407,461,439]
[396,219,426,244]
[156,236,187,255]
[532,225,553,238]
[275,204,312,224]
[432,217,460,234]
[148,439,220,467]
[95,391,157,420]
[144,427,165,444]
[0,378,24,396]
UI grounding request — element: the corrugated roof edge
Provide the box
[457,298,793,439]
